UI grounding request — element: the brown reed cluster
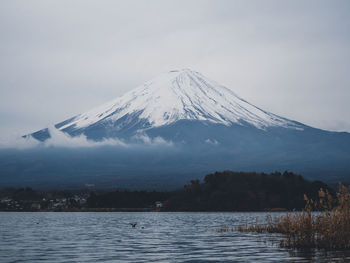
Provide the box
[238,184,350,249]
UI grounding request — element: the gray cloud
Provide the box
[1,0,350,138]
[0,126,173,149]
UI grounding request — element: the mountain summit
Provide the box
[8,69,350,187]
[31,69,303,141]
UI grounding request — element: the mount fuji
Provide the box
[31,69,304,143]
[1,69,350,188]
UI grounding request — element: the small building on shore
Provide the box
[155,201,163,208]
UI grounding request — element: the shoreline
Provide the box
[0,208,291,213]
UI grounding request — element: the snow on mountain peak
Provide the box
[58,69,303,131]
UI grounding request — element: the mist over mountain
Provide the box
[1,69,350,188]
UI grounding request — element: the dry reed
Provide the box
[238,184,350,249]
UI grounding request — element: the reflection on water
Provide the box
[0,212,349,262]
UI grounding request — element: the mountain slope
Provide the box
[31,69,303,141]
[6,68,349,188]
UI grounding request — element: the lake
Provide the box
[0,212,349,262]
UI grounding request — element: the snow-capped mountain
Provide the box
[31,69,303,141]
[7,69,350,188]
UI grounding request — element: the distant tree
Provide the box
[163,171,334,211]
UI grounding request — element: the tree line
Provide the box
[0,171,334,211]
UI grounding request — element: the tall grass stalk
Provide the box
[238,184,350,249]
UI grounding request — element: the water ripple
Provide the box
[1,212,350,262]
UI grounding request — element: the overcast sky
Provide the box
[1,0,350,138]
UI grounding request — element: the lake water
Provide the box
[1,212,349,263]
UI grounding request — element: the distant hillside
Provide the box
[163,171,334,211]
[0,171,336,211]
